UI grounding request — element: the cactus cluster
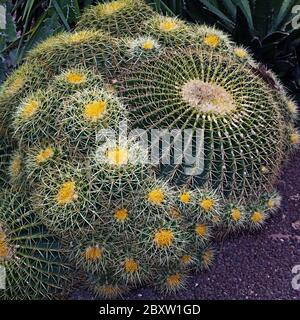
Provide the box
[0,190,70,299]
[0,0,298,299]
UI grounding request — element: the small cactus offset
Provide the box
[77,0,155,37]
[141,14,192,46]
[0,0,298,299]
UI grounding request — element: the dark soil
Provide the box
[70,150,300,300]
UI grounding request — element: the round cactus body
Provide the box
[77,0,155,37]
[120,47,290,200]
[0,190,70,299]
[0,0,298,299]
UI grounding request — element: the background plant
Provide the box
[0,0,89,77]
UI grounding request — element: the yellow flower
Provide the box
[0,233,9,258]
[84,100,107,122]
[287,101,298,115]
[267,196,281,209]
[290,132,300,145]
[141,40,155,50]
[104,84,116,95]
[267,199,275,209]
[95,284,123,298]
[200,198,215,212]
[154,229,174,248]
[101,0,126,15]
[114,208,128,221]
[181,255,192,265]
[251,211,264,223]
[166,273,181,287]
[68,31,94,44]
[159,20,178,32]
[212,214,221,223]
[204,34,220,47]
[35,147,54,165]
[261,166,269,173]
[148,188,165,204]
[106,147,128,166]
[10,157,21,177]
[195,223,207,237]
[202,249,214,267]
[234,48,248,59]
[124,258,138,273]
[9,76,24,94]
[20,100,39,119]
[231,208,241,221]
[65,72,86,84]
[179,192,190,204]
[169,207,182,220]
[56,181,78,205]
[85,246,103,261]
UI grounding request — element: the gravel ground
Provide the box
[70,150,300,300]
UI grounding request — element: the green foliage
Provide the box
[0,1,17,81]
[8,0,83,64]
[185,0,300,36]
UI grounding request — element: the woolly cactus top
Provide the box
[0,0,298,299]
